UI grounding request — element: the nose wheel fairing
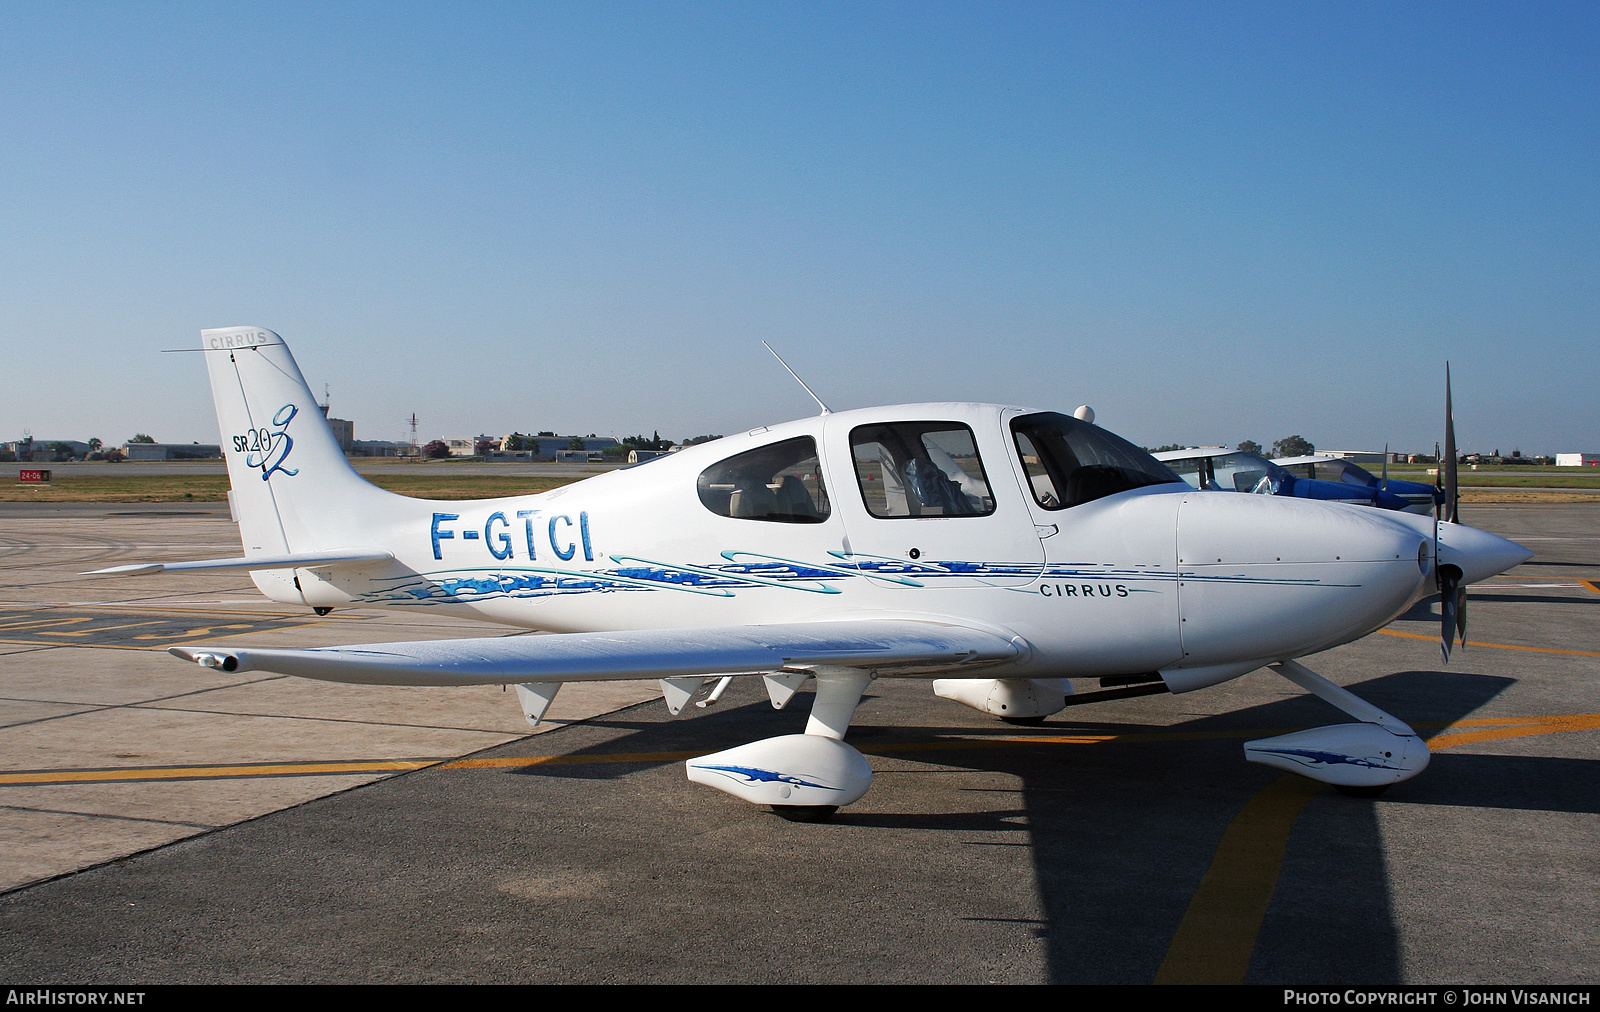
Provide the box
[1244,659,1430,792]
[1244,723,1429,790]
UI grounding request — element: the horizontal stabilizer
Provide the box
[88,548,394,577]
[168,619,1021,686]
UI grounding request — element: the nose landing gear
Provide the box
[1244,659,1429,794]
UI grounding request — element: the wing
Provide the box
[88,548,393,576]
[168,618,1023,686]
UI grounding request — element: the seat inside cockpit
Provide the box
[697,437,830,523]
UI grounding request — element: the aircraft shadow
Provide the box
[1395,592,1593,625]
[494,667,1551,983]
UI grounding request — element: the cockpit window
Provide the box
[1170,451,1288,493]
[1011,412,1182,509]
[1282,460,1375,486]
[1209,452,1273,493]
[850,422,995,518]
[697,436,830,523]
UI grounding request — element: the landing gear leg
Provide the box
[803,667,872,740]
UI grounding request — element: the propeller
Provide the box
[1442,362,1459,525]
[1438,564,1466,663]
[1436,363,1465,662]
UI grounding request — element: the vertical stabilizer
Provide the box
[201,328,403,573]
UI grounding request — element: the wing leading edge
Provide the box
[169,619,1024,686]
[88,548,394,576]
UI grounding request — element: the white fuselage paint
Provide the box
[261,405,1434,686]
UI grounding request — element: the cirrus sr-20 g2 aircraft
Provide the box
[95,328,1531,821]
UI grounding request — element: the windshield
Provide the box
[1168,452,1292,494]
[1330,461,1378,486]
[1279,460,1379,486]
[1011,412,1183,509]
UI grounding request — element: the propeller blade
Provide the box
[1439,569,1459,664]
[1456,585,1468,652]
[1382,444,1389,491]
[1443,362,1458,524]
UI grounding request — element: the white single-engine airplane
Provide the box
[97,328,1531,820]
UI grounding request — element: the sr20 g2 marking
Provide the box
[233,403,299,480]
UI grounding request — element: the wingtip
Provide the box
[168,647,237,671]
[84,563,165,576]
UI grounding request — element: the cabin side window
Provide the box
[849,422,996,518]
[697,437,830,523]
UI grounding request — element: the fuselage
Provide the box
[259,402,1461,690]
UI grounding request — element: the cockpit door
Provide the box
[999,407,1185,669]
[821,409,1045,589]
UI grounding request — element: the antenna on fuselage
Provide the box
[762,341,831,415]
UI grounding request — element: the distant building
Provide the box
[349,440,412,457]
[326,417,353,452]
[3,439,88,461]
[441,435,508,457]
[1316,450,1388,464]
[494,436,620,460]
[1556,453,1599,467]
[628,449,668,464]
[122,442,221,460]
[312,402,355,453]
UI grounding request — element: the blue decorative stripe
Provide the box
[689,764,836,790]
[1250,746,1401,771]
[353,554,1356,606]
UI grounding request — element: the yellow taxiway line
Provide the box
[0,759,442,786]
[1379,627,1600,657]
[1152,713,1600,985]
[6,716,1597,786]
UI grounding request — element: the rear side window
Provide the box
[697,437,830,523]
[850,422,995,518]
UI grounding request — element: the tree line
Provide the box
[1143,436,1314,457]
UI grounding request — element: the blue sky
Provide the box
[3,2,1594,455]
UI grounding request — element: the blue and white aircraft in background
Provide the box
[93,329,1526,819]
[1272,455,1444,515]
[1153,447,1422,512]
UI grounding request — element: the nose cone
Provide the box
[1437,522,1534,585]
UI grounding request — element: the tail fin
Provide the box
[202,327,402,561]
